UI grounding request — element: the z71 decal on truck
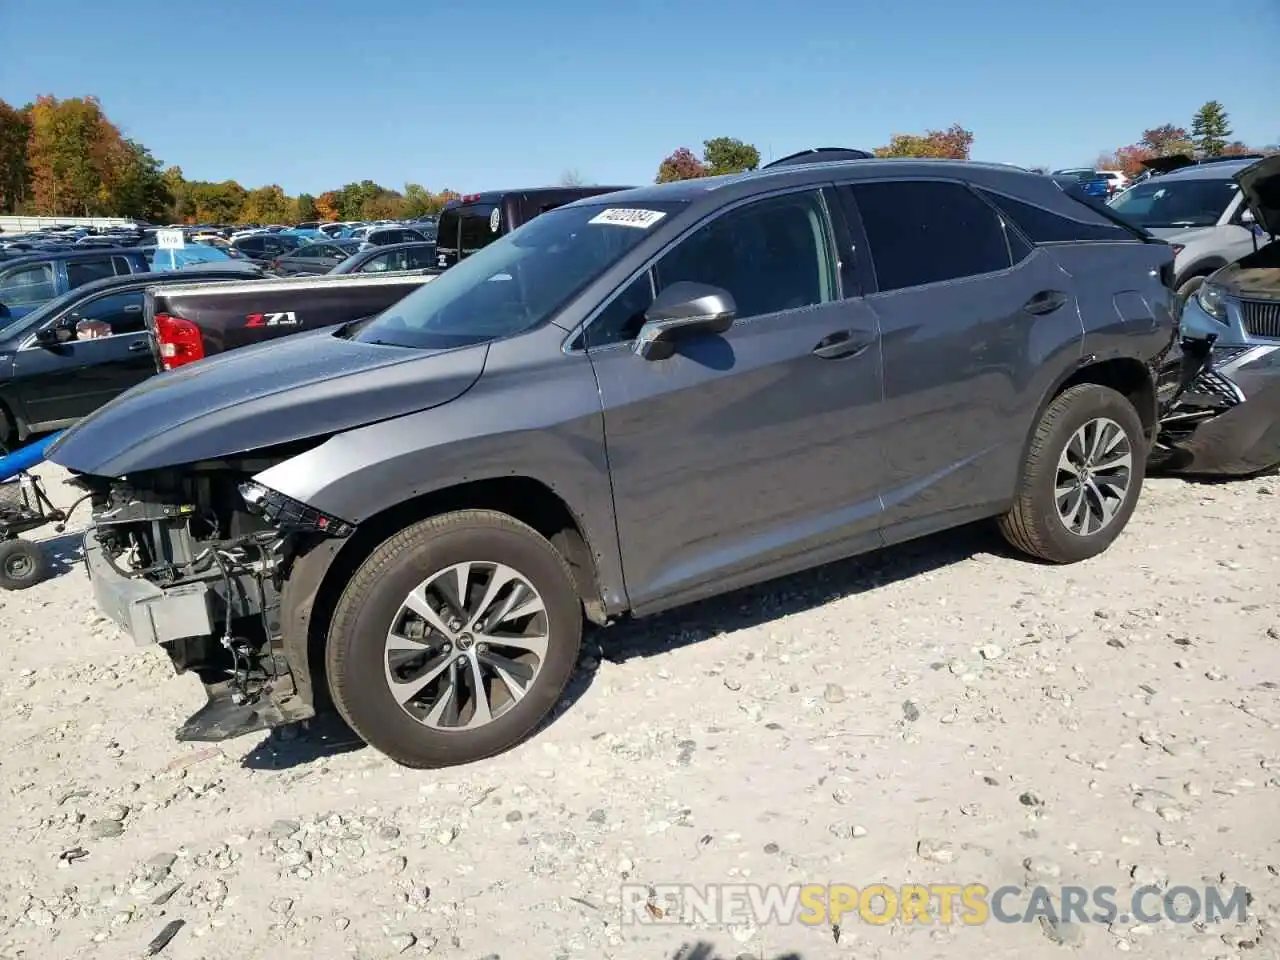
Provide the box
[245,311,299,328]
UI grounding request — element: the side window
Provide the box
[585,273,656,349]
[655,190,838,320]
[406,246,438,269]
[850,181,1011,293]
[980,190,1134,243]
[0,263,56,306]
[66,258,117,288]
[71,291,146,336]
[360,253,394,273]
[112,255,135,275]
[237,237,263,255]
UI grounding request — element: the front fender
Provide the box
[253,325,626,611]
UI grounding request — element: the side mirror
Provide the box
[36,316,76,346]
[632,282,736,361]
[1240,208,1256,224]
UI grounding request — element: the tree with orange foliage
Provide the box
[25,95,127,216]
[314,191,342,221]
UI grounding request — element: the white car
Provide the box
[1098,170,1129,194]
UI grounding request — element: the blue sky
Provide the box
[1,0,1276,195]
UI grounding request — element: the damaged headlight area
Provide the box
[83,463,354,742]
[239,480,354,537]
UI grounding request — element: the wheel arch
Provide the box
[1017,355,1159,477]
[279,474,614,716]
[1173,258,1227,290]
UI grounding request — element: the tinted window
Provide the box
[459,204,501,258]
[405,245,438,269]
[850,181,1011,292]
[655,190,837,321]
[112,255,135,275]
[293,244,328,259]
[1106,177,1240,229]
[72,291,146,335]
[66,258,117,288]
[980,190,1133,243]
[360,251,405,273]
[0,263,56,306]
[236,237,264,254]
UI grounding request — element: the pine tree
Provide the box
[1191,101,1232,158]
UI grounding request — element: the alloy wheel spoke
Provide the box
[467,564,520,630]
[388,654,454,706]
[402,586,454,639]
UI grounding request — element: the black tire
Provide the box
[999,384,1147,563]
[325,510,583,768]
[0,538,50,590]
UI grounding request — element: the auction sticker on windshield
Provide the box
[589,208,667,229]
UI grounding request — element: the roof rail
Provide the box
[762,147,875,168]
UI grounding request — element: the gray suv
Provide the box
[49,159,1177,768]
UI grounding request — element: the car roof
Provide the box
[0,247,138,267]
[562,158,1060,208]
[1154,158,1258,181]
[354,240,435,253]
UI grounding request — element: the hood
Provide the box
[46,326,488,477]
[1235,154,1280,238]
[1204,236,1280,300]
[1141,154,1195,174]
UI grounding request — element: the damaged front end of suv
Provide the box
[48,316,492,743]
[1152,154,1280,476]
[72,449,351,740]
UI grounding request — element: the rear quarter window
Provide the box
[982,190,1136,243]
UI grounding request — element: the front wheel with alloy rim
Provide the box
[999,383,1147,563]
[325,510,583,768]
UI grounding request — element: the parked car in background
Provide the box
[358,225,432,250]
[270,240,362,276]
[328,241,438,275]
[434,185,632,267]
[0,267,266,445]
[230,232,308,266]
[1097,170,1128,194]
[145,271,438,369]
[1107,156,1263,309]
[0,248,150,321]
[1157,155,1280,475]
[50,158,1176,768]
[142,244,262,272]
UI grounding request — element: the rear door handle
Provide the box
[128,340,151,352]
[812,329,874,360]
[1024,290,1070,315]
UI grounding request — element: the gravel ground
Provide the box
[1,463,1277,960]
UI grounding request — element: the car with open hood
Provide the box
[48,158,1178,768]
[1155,154,1280,475]
[1107,156,1268,310]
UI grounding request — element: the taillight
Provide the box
[153,313,205,370]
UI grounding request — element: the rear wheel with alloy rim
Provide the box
[999,383,1147,563]
[326,510,583,768]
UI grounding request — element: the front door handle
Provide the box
[1024,290,1070,315]
[812,329,874,360]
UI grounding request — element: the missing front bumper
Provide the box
[1157,348,1280,476]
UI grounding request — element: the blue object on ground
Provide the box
[0,431,64,483]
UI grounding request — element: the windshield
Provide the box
[1108,177,1240,229]
[353,200,685,349]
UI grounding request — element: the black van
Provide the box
[434,185,631,268]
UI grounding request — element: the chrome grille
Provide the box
[1240,299,1280,340]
